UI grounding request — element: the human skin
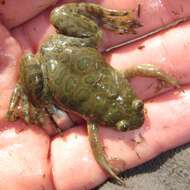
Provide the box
[0,0,190,190]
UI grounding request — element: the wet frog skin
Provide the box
[7,3,179,184]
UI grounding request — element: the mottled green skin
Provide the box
[38,35,144,130]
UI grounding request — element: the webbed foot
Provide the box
[87,121,126,185]
[99,9,142,34]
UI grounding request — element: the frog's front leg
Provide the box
[124,64,180,89]
[20,89,30,123]
[7,83,31,123]
[87,121,125,185]
[7,83,44,125]
[7,83,23,122]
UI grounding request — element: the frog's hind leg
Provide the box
[50,3,102,48]
[124,64,180,89]
[50,3,141,44]
[87,121,125,185]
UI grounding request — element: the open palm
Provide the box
[0,0,190,189]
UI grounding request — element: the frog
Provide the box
[7,3,180,185]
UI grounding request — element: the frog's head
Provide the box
[20,53,44,102]
[115,99,145,131]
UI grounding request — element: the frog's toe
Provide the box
[7,109,19,122]
[102,15,141,34]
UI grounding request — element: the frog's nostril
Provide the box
[132,99,144,112]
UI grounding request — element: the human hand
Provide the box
[0,0,190,189]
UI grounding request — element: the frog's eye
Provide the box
[132,99,144,112]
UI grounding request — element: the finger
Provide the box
[0,23,22,120]
[0,22,59,134]
[0,1,189,190]
[0,121,53,190]
[51,85,190,190]
[11,8,56,53]
[0,0,58,29]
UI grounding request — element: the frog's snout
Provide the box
[115,99,144,131]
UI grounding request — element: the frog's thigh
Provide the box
[87,121,125,185]
[124,64,180,88]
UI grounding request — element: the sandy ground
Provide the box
[97,143,190,190]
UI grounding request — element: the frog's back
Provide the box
[41,45,136,126]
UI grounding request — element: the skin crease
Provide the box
[0,0,189,189]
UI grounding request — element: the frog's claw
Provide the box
[87,121,126,185]
[124,64,180,89]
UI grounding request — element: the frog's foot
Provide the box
[80,2,142,34]
[7,83,44,125]
[87,121,126,185]
[124,64,180,89]
[100,11,142,34]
